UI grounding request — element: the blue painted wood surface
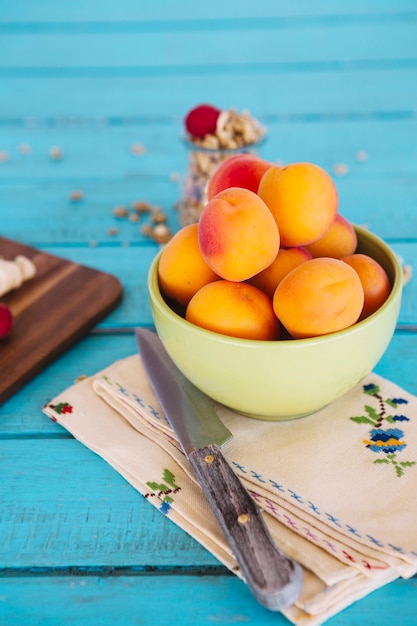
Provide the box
[1,2,416,624]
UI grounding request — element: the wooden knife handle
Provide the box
[188,443,302,611]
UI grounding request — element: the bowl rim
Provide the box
[148,224,403,349]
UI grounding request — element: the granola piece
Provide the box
[112,205,129,218]
[132,200,152,214]
[151,224,172,244]
[69,189,84,202]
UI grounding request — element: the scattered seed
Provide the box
[0,150,9,163]
[107,227,119,236]
[131,143,146,155]
[141,224,153,237]
[112,205,129,218]
[170,172,180,182]
[129,212,140,223]
[89,240,98,248]
[151,209,167,224]
[74,374,87,383]
[151,223,172,244]
[132,200,152,213]
[403,264,412,286]
[356,150,368,162]
[332,163,349,176]
[49,146,63,160]
[18,143,32,154]
[69,190,84,202]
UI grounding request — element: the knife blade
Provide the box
[135,328,302,612]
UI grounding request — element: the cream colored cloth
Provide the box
[43,354,417,625]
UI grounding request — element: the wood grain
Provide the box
[0,237,122,405]
[189,444,302,611]
[1,574,415,626]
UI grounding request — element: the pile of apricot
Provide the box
[158,155,391,341]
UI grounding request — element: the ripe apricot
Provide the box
[258,162,338,247]
[273,257,364,338]
[186,280,280,341]
[342,253,391,320]
[207,153,273,201]
[158,223,219,306]
[249,246,312,299]
[305,214,357,259]
[198,187,280,282]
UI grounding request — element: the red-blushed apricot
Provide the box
[273,257,364,338]
[158,224,219,306]
[258,162,338,247]
[207,153,273,201]
[305,214,357,258]
[186,280,280,340]
[198,187,280,282]
[249,246,312,299]
[342,253,391,320]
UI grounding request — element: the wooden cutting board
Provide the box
[0,237,123,405]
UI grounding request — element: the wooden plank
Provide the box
[0,573,415,626]
[0,575,287,626]
[0,238,122,405]
[1,21,416,72]
[2,70,417,119]
[0,437,220,569]
[1,171,416,243]
[0,179,181,246]
[2,0,417,22]
[1,120,417,184]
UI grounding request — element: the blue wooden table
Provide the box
[1,2,417,624]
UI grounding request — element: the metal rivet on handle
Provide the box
[204,454,215,464]
[237,513,250,525]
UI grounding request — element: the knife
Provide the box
[135,328,302,611]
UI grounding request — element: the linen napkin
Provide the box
[43,352,417,625]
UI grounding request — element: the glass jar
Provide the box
[176,135,267,227]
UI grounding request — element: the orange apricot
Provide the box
[305,214,357,259]
[273,257,364,338]
[158,223,219,306]
[342,253,391,320]
[186,280,280,341]
[249,246,312,299]
[198,187,280,282]
[207,153,273,201]
[258,162,338,247]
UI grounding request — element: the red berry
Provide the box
[0,303,13,339]
[184,104,221,138]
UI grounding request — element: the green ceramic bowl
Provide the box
[147,226,403,420]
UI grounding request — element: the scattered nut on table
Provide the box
[112,205,129,218]
[69,190,84,202]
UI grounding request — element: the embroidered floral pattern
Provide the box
[350,383,416,477]
[47,401,73,420]
[144,468,181,515]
